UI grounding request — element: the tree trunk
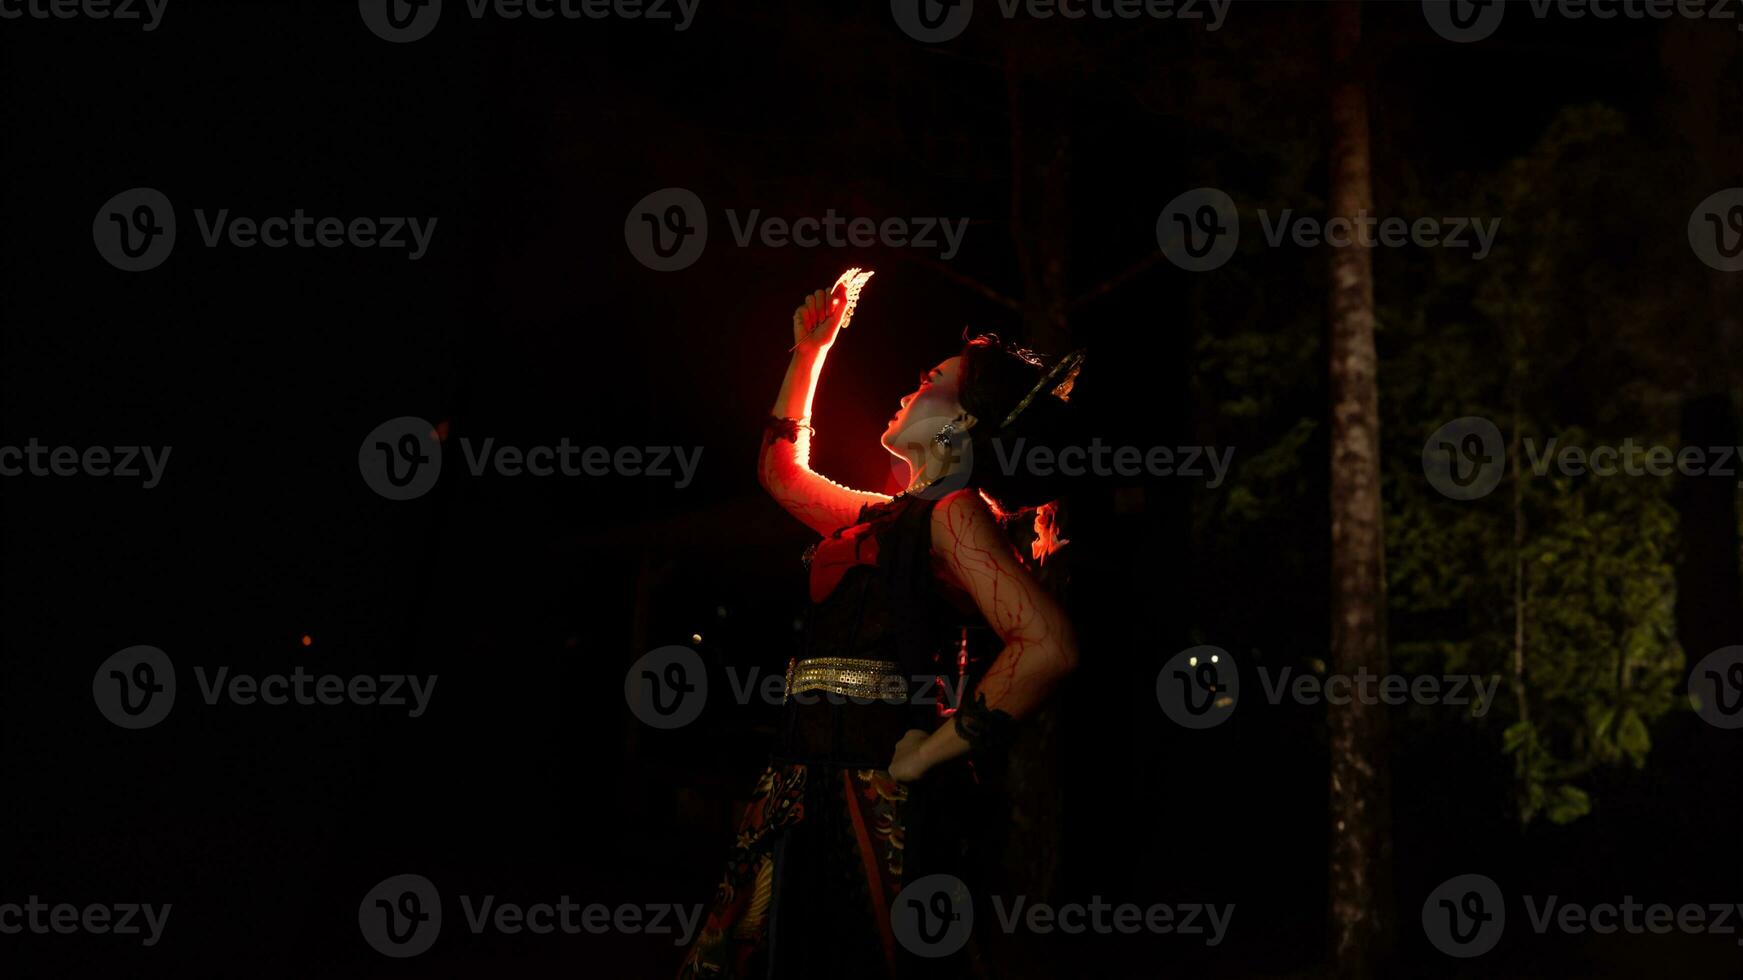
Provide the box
[1325,2,1391,976]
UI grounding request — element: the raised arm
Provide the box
[758,275,889,535]
[888,488,1079,780]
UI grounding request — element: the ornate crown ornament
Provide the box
[830,267,875,332]
[999,349,1087,429]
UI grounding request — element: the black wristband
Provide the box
[763,415,811,444]
[953,693,1015,754]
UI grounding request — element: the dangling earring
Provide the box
[933,422,957,449]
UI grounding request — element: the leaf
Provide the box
[1616,709,1651,763]
[1545,785,1592,825]
[1502,720,1533,755]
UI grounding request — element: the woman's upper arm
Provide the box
[930,490,1078,707]
[758,427,889,536]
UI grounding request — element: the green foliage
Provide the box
[1191,98,1697,828]
[1382,106,1688,827]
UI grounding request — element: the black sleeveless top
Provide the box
[771,493,997,769]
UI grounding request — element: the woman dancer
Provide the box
[679,270,1081,978]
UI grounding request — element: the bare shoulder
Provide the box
[929,487,1002,547]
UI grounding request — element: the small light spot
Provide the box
[1210,655,1219,664]
[690,633,703,645]
[300,634,313,648]
[1189,656,1199,667]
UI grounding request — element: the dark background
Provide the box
[3,2,1740,977]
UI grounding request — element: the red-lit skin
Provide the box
[759,286,1079,783]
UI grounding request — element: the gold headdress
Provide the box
[999,349,1086,429]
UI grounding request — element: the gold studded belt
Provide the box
[783,656,908,703]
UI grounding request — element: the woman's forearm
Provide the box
[770,344,827,421]
[758,340,887,533]
[910,643,1076,773]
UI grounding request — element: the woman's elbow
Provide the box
[1053,639,1080,678]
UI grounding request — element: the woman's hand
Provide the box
[790,268,872,354]
[887,730,931,783]
[791,287,847,354]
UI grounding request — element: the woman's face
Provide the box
[881,355,966,456]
